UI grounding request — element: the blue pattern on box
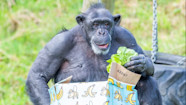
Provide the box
[107,77,139,105]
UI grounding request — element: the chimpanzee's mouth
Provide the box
[91,41,111,54]
[96,43,109,49]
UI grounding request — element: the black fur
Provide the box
[57,27,68,34]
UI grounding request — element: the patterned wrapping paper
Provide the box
[49,81,108,105]
[48,76,139,105]
[107,76,139,105]
[49,85,58,105]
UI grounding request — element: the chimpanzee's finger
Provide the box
[126,64,144,72]
[130,54,145,61]
[124,59,145,68]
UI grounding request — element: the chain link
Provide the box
[151,0,158,63]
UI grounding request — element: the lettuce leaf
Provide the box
[106,47,138,73]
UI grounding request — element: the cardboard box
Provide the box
[49,63,141,105]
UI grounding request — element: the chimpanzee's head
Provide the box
[76,3,121,55]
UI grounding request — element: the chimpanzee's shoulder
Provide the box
[43,26,81,57]
[50,26,81,44]
[114,26,137,46]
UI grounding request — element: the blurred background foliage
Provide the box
[0,0,185,104]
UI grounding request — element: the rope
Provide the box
[151,0,158,63]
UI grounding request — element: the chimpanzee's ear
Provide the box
[113,14,121,25]
[76,14,85,25]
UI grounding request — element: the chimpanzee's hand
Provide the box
[124,54,154,76]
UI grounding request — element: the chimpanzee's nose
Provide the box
[98,29,105,35]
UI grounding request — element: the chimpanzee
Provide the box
[26,3,162,105]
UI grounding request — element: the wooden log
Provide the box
[82,0,115,13]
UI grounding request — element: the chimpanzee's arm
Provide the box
[136,76,162,105]
[115,26,162,105]
[26,31,74,105]
[115,26,154,76]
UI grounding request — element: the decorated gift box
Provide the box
[49,62,141,105]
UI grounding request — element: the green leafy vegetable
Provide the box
[106,47,138,73]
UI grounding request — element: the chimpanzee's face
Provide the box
[76,8,121,55]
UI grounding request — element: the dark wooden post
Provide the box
[82,0,115,13]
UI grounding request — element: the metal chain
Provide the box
[151,0,158,63]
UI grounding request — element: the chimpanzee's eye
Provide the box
[105,22,109,28]
[93,23,98,28]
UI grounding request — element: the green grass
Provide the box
[0,0,185,104]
